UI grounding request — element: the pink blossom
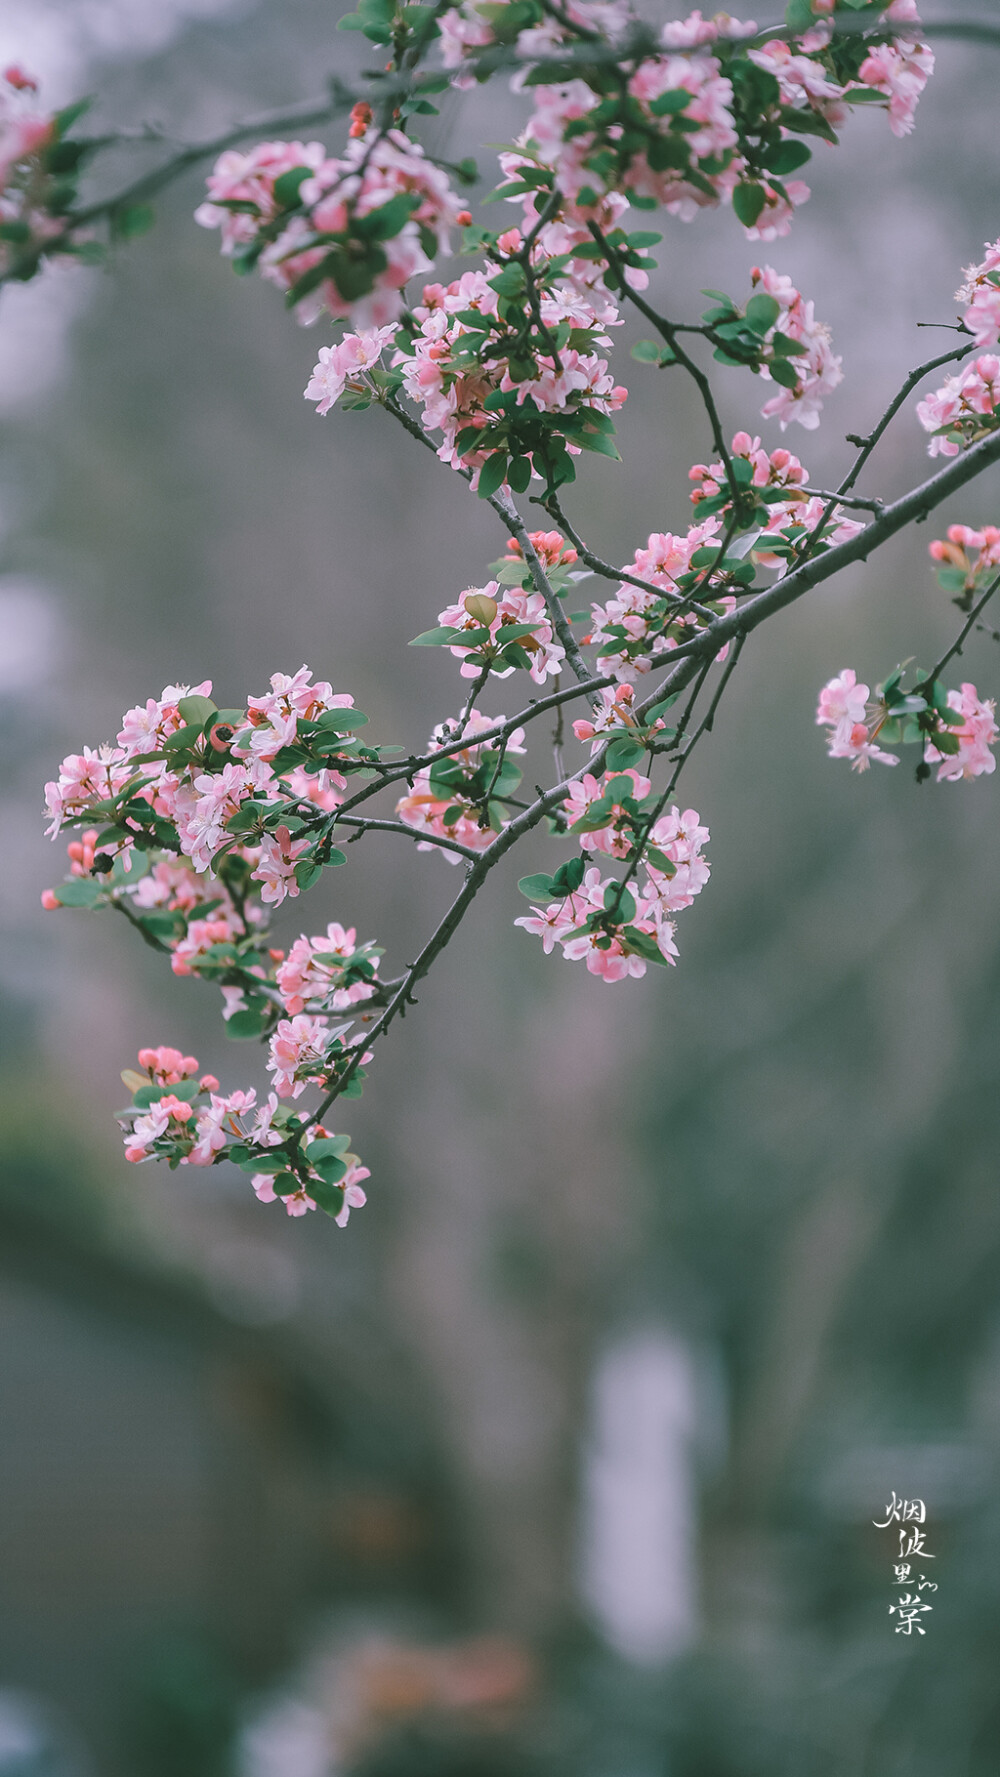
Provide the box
[276,922,380,1014]
[304,326,397,414]
[750,265,843,431]
[252,829,311,905]
[924,682,998,782]
[917,355,1000,456]
[856,34,933,139]
[268,1013,332,1097]
[816,668,870,728]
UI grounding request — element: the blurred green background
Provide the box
[1,0,999,1772]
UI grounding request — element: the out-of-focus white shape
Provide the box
[0,1690,91,1775]
[579,1328,700,1666]
[0,0,249,99]
[0,578,62,691]
[0,264,93,414]
[238,1698,333,1777]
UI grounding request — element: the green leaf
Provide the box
[605,736,645,770]
[732,182,767,228]
[631,339,672,365]
[508,454,531,494]
[518,872,556,900]
[357,191,420,242]
[177,694,217,726]
[309,1177,347,1218]
[226,1008,271,1040]
[294,858,323,892]
[768,356,801,389]
[762,138,811,176]
[478,453,510,500]
[648,89,693,117]
[272,166,313,210]
[114,202,155,239]
[550,855,586,896]
[410,625,461,646]
[53,878,102,909]
[305,1135,352,1161]
[622,925,670,964]
[604,882,636,923]
[53,98,91,138]
[744,292,780,335]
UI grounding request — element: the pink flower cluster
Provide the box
[928,523,1000,603]
[585,521,732,683]
[396,709,525,860]
[816,668,899,772]
[305,326,398,413]
[394,265,626,484]
[917,355,1000,457]
[749,266,843,431]
[689,431,863,565]
[923,683,998,782]
[816,668,998,779]
[435,578,565,684]
[118,1045,369,1223]
[516,801,709,980]
[197,127,464,330]
[275,922,380,1014]
[44,668,357,909]
[852,3,934,138]
[957,238,1000,350]
[0,66,61,275]
[440,3,930,235]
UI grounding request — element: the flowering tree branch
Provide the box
[17,0,1000,1225]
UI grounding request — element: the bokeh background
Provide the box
[1,1,1000,1772]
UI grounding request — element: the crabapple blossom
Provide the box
[749,267,843,431]
[198,127,464,331]
[304,326,398,414]
[816,670,899,771]
[276,923,381,1015]
[35,0,1000,1244]
[923,683,998,782]
[434,579,565,684]
[957,239,1000,350]
[917,356,1000,457]
[396,710,526,860]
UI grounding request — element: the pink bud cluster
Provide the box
[928,523,1000,607]
[196,127,464,330]
[689,430,863,566]
[118,1048,368,1222]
